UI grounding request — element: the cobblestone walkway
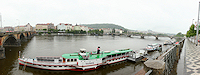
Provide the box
[185,39,200,75]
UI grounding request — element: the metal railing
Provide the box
[156,39,184,75]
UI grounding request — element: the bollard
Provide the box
[144,60,165,75]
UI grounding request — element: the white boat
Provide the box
[163,40,175,45]
[18,48,133,71]
[127,50,148,62]
[145,43,162,51]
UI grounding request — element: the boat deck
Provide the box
[62,49,133,60]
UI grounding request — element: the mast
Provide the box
[196,2,200,46]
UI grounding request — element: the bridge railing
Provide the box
[0,31,35,36]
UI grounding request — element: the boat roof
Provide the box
[148,43,159,46]
[62,49,133,60]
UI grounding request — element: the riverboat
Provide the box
[18,49,133,71]
[145,43,162,51]
[127,50,148,62]
[163,40,174,45]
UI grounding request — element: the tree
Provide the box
[48,32,51,34]
[186,24,196,37]
[112,28,115,33]
[43,29,47,31]
[123,29,128,33]
[175,32,184,37]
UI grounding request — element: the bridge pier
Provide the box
[141,35,144,39]
[155,36,158,40]
[0,47,5,59]
[20,37,27,42]
[170,37,173,39]
[27,36,32,40]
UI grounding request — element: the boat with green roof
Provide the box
[18,48,133,71]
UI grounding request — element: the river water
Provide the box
[0,35,173,75]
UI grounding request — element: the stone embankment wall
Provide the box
[143,39,185,75]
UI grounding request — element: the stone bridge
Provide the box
[0,31,36,59]
[128,34,174,40]
[0,31,36,47]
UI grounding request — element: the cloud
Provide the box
[0,0,199,33]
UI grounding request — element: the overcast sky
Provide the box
[0,0,199,34]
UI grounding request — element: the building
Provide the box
[48,23,54,30]
[115,29,123,34]
[3,26,14,32]
[74,24,81,30]
[35,24,48,31]
[57,23,66,31]
[101,28,112,34]
[14,26,25,31]
[24,23,33,31]
[65,24,72,31]
[14,23,33,32]
[56,23,72,31]
[36,23,54,31]
[80,25,89,32]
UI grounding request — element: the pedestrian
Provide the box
[97,46,100,54]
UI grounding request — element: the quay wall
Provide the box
[142,39,185,75]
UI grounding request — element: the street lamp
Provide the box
[16,19,20,26]
[192,19,194,24]
[196,2,200,46]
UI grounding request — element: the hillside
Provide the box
[81,23,127,30]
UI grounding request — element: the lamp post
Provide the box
[196,2,200,46]
[192,19,194,24]
[16,19,20,26]
[16,19,20,32]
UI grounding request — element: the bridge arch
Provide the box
[3,34,20,46]
[20,33,27,42]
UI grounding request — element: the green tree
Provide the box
[175,32,184,37]
[112,28,115,33]
[43,29,47,31]
[186,24,196,37]
[48,32,51,34]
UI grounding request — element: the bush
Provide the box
[48,32,51,34]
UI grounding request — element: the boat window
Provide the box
[65,66,67,67]
[39,65,41,66]
[54,66,57,67]
[71,59,73,62]
[117,54,119,56]
[59,60,62,62]
[49,66,51,67]
[74,59,77,61]
[59,66,62,67]
[67,59,70,62]
[107,55,111,57]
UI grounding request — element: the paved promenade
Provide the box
[185,39,200,75]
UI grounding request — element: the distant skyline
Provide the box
[0,0,199,34]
